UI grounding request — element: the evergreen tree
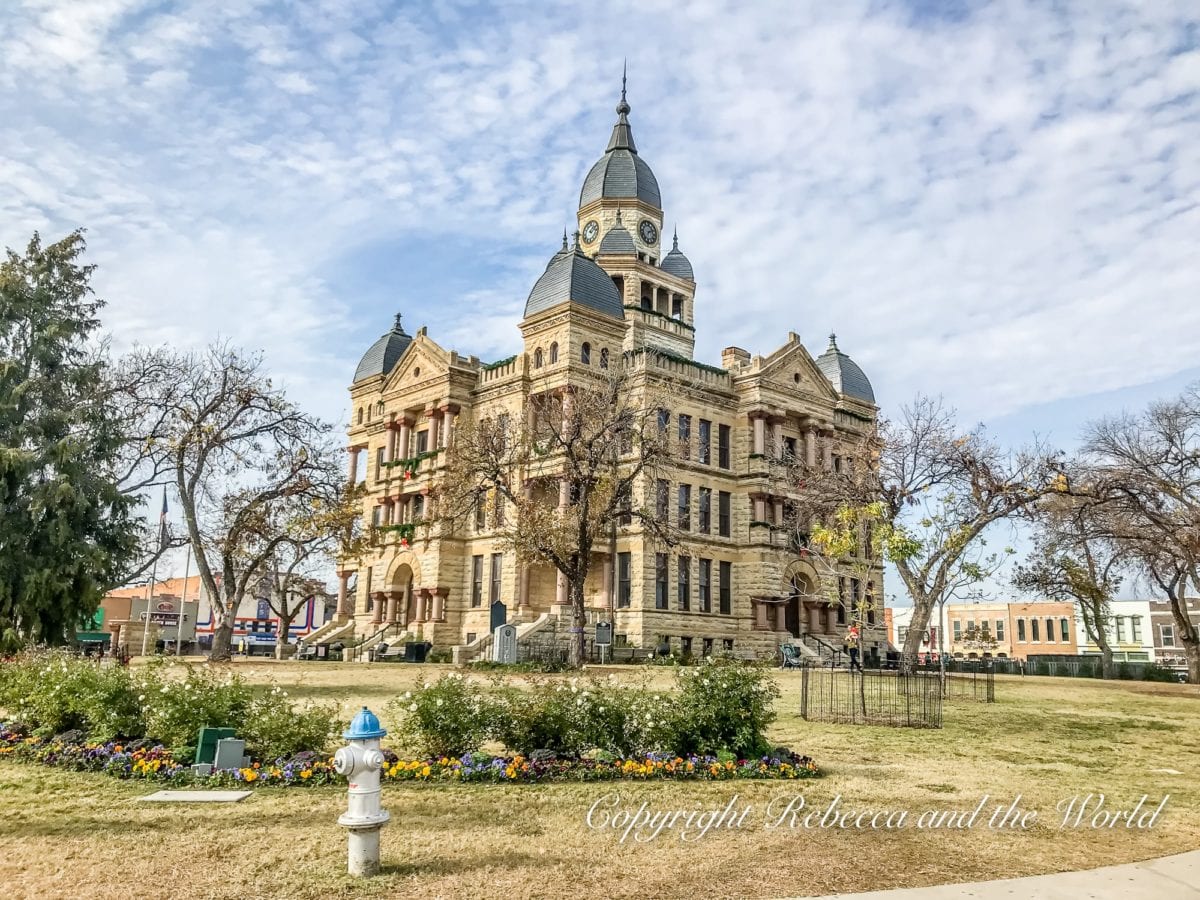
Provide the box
[0,231,137,645]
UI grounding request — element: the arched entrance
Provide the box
[391,564,414,625]
[785,573,816,638]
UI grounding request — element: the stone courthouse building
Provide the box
[328,84,884,661]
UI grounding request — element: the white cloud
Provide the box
[0,0,1196,436]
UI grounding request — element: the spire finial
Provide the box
[615,202,622,223]
[828,332,839,350]
[572,229,582,252]
[607,61,636,152]
[562,229,569,250]
[393,312,404,331]
[672,226,679,250]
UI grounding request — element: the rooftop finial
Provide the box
[562,229,569,250]
[672,226,679,250]
[572,229,582,252]
[393,312,404,331]
[615,202,622,223]
[607,61,636,152]
[828,332,839,350]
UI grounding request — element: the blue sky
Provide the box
[2,0,1198,595]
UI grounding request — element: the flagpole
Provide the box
[142,487,169,658]
[141,554,157,658]
[178,541,191,658]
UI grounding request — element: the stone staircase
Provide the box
[800,634,846,667]
[306,617,355,646]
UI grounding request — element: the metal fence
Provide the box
[918,660,996,703]
[799,665,944,728]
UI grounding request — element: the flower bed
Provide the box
[0,724,818,787]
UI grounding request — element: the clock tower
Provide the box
[576,71,696,359]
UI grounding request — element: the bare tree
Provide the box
[436,370,676,667]
[94,346,191,590]
[1084,387,1200,683]
[788,397,1062,672]
[250,467,364,659]
[1014,485,1123,678]
[144,343,338,662]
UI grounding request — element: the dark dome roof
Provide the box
[816,334,875,403]
[353,314,412,382]
[578,85,661,209]
[598,214,636,254]
[660,230,693,281]
[525,239,624,320]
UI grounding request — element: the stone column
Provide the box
[556,572,568,606]
[385,591,398,625]
[399,417,413,459]
[383,499,394,526]
[808,604,821,634]
[754,600,769,629]
[774,499,785,526]
[371,592,385,625]
[823,431,834,471]
[751,413,765,455]
[561,388,574,432]
[601,553,613,601]
[432,588,447,621]
[771,416,784,459]
[518,566,530,615]
[415,589,428,623]
[805,427,817,468]
[427,408,441,450]
[753,495,767,521]
[385,417,397,463]
[337,571,352,619]
[348,446,360,483]
[440,404,459,450]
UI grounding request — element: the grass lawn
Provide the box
[3,663,1198,900]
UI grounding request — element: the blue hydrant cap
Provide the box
[343,706,388,740]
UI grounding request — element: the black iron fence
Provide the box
[917,660,996,703]
[799,665,944,728]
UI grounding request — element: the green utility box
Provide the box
[194,727,236,765]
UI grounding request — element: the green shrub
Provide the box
[136,664,254,750]
[666,659,781,759]
[0,651,145,739]
[387,673,490,757]
[241,688,341,761]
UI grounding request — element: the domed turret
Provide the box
[353,313,412,383]
[816,334,875,403]
[524,234,625,320]
[598,209,636,254]
[660,229,694,281]
[578,72,661,209]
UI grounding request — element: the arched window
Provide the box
[534,348,544,368]
[549,342,559,363]
[600,348,609,369]
[366,405,372,422]
[357,407,363,424]
[581,342,591,365]
[377,401,385,417]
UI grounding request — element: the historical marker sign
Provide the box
[492,624,518,664]
[595,622,612,646]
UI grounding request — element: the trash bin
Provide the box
[404,642,431,663]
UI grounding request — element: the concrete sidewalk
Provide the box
[797,849,1200,899]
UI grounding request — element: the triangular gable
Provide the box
[751,339,841,402]
[381,332,451,393]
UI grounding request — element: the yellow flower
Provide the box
[300,769,312,780]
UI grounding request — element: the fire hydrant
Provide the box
[333,706,390,876]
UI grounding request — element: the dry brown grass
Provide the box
[2,663,1198,900]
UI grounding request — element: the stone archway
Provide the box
[385,553,422,627]
[783,561,821,637]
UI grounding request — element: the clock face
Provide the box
[582,220,599,243]
[639,220,658,245]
